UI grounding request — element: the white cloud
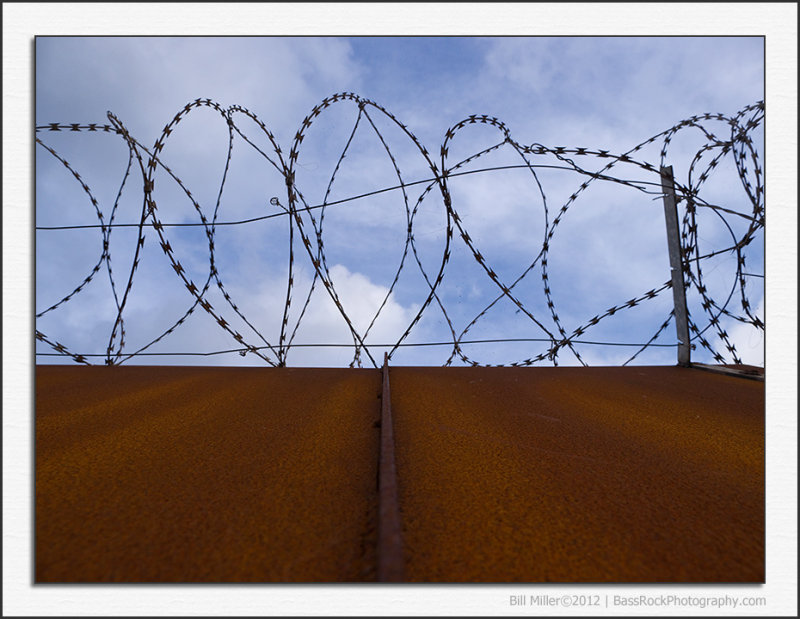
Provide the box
[477,37,763,143]
[36,37,364,142]
[727,298,765,367]
[236,263,422,367]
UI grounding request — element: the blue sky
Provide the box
[35,35,765,367]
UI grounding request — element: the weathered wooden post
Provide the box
[660,165,691,366]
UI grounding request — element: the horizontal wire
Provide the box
[35,163,663,232]
[35,337,680,359]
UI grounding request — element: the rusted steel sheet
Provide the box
[36,364,764,583]
[35,365,381,582]
[390,366,764,582]
[377,355,404,582]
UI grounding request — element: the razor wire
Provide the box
[35,95,764,367]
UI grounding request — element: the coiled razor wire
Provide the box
[35,95,764,368]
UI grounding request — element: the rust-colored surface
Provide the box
[35,365,381,582]
[36,364,764,583]
[390,366,764,582]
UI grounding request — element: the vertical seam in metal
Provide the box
[377,352,404,582]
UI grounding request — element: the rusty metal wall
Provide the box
[35,364,763,582]
[390,366,764,582]
[36,365,381,582]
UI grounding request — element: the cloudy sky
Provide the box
[35,35,765,367]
